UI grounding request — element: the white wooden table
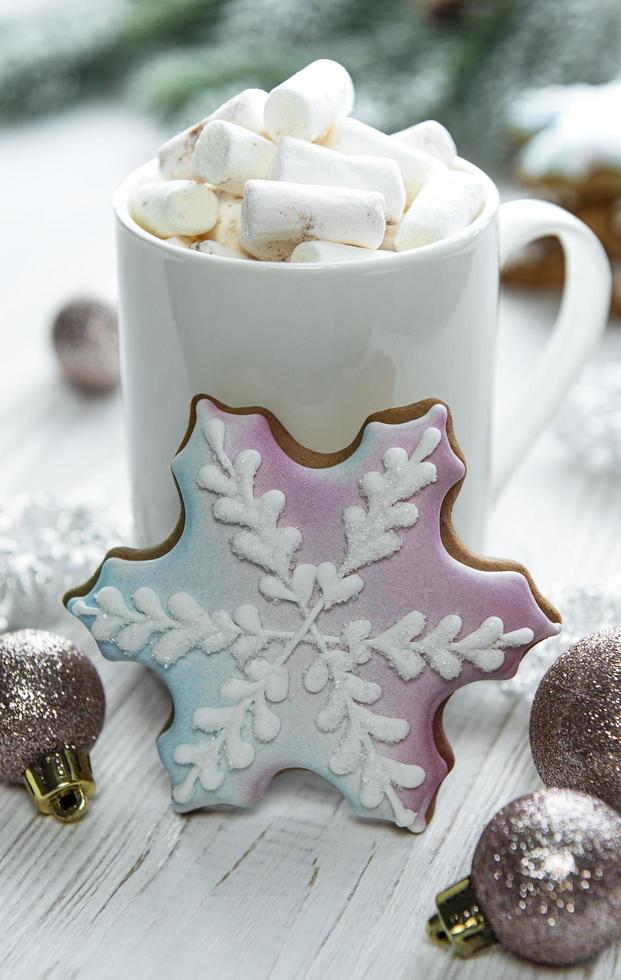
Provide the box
[1,105,620,980]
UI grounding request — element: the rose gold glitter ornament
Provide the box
[52,297,119,392]
[530,628,621,811]
[428,788,621,965]
[0,630,105,822]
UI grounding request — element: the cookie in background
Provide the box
[503,77,621,318]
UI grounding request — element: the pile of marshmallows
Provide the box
[130,59,485,263]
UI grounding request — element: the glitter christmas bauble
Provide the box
[0,630,105,783]
[52,297,119,391]
[472,789,621,965]
[530,629,621,811]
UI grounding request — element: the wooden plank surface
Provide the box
[0,104,619,980]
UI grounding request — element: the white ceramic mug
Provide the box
[114,159,611,549]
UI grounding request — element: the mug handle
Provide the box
[492,199,612,497]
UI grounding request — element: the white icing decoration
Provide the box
[340,430,440,574]
[72,587,238,666]
[303,642,424,828]
[172,662,289,803]
[350,613,534,682]
[75,414,537,830]
[198,423,300,580]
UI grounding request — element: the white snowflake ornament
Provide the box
[67,398,560,832]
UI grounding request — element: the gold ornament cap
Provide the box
[23,747,95,822]
[427,876,497,958]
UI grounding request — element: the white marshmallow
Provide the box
[380,224,398,251]
[289,241,391,263]
[158,88,268,180]
[158,122,205,181]
[241,179,386,260]
[194,121,276,194]
[209,88,268,133]
[273,137,405,223]
[166,235,195,248]
[129,180,219,238]
[325,117,445,201]
[190,240,251,260]
[264,59,354,142]
[394,171,485,251]
[391,120,457,166]
[211,196,249,255]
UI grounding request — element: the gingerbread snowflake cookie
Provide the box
[67,398,559,832]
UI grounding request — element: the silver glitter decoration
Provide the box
[0,492,130,630]
[472,788,621,965]
[530,629,621,812]
[0,630,105,783]
[52,297,119,392]
[500,582,621,700]
[556,364,621,475]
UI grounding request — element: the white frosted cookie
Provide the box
[512,79,621,200]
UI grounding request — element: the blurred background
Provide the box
[2,0,621,158]
[2,0,620,341]
[2,0,620,346]
[1,0,621,630]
